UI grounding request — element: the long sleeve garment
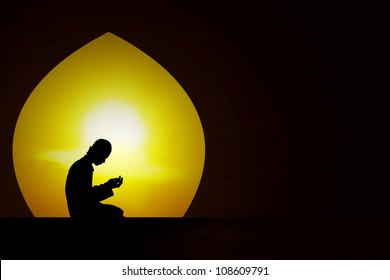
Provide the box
[65,155,113,217]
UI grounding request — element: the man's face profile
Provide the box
[89,139,112,166]
[94,154,110,166]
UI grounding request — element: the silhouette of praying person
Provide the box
[65,139,124,220]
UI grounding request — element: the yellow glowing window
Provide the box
[13,32,205,217]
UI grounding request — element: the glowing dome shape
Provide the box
[13,32,205,217]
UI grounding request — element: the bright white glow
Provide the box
[81,100,157,179]
[82,100,147,147]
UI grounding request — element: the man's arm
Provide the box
[91,183,114,202]
[91,176,123,202]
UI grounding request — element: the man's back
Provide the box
[65,156,113,217]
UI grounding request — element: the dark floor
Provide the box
[2,217,390,260]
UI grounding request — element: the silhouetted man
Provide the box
[65,139,124,220]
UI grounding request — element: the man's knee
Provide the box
[113,206,124,217]
[103,204,124,218]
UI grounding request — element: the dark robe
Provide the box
[65,155,123,219]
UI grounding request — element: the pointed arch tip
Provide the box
[98,32,127,42]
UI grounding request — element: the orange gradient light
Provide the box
[13,32,205,217]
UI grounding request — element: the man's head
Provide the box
[87,139,112,165]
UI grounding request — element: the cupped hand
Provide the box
[107,176,123,188]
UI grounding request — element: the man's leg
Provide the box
[97,203,124,219]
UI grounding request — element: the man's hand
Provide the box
[106,176,123,189]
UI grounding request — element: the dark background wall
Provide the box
[0,1,387,259]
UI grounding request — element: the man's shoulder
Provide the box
[70,156,93,172]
